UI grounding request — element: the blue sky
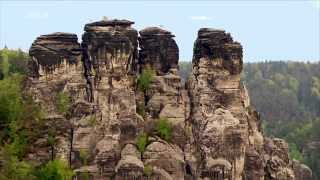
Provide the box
[0,1,319,62]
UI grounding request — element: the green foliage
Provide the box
[0,74,42,151]
[47,134,56,147]
[0,48,10,78]
[35,159,74,180]
[56,92,71,115]
[143,165,153,177]
[0,74,23,130]
[79,149,89,165]
[155,118,173,141]
[0,48,29,78]
[137,68,155,91]
[136,133,149,153]
[288,143,303,161]
[0,143,36,180]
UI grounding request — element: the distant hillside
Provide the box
[180,61,320,179]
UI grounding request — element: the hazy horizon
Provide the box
[1,0,319,62]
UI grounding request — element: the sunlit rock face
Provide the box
[24,19,312,180]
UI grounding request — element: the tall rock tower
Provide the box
[188,28,248,179]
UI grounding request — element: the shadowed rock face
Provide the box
[188,28,248,180]
[139,27,179,74]
[29,32,81,77]
[25,19,312,180]
[193,28,242,74]
[82,19,138,78]
[27,32,87,164]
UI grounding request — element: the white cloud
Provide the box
[190,16,212,21]
[25,12,49,20]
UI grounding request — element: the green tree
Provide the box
[0,48,10,78]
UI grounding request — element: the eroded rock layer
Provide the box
[24,19,312,180]
[139,27,179,74]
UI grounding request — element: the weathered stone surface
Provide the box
[143,141,185,179]
[23,19,312,180]
[27,32,87,164]
[188,28,247,180]
[193,28,242,74]
[29,32,81,77]
[139,27,179,74]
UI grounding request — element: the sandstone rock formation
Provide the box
[24,19,312,179]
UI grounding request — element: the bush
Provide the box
[136,133,149,153]
[137,68,155,91]
[35,159,74,180]
[143,165,153,177]
[155,118,173,141]
[56,92,70,115]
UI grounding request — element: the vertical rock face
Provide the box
[188,28,247,180]
[79,19,143,179]
[24,19,312,180]
[139,27,179,74]
[27,32,86,163]
[139,27,188,180]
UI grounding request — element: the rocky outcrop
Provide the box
[27,32,87,164]
[24,19,312,180]
[139,27,179,74]
[188,28,247,180]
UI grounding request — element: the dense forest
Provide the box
[180,61,320,179]
[0,48,319,179]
